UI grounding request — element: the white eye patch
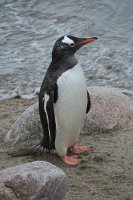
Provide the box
[62,36,74,45]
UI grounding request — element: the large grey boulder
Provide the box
[4,102,42,144]
[0,161,68,200]
[4,87,133,145]
[86,87,133,132]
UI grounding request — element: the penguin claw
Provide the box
[70,145,93,154]
[62,155,80,166]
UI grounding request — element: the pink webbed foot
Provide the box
[62,155,80,166]
[70,145,93,154]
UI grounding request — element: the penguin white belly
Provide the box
[54,64,87,156]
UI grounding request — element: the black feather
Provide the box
[86,91,91,113]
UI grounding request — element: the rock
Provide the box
[4,87,133,145]
[0,161,68,200]
[86,87,133,132]
[4,103,42,144]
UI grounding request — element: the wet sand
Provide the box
[0,98,133,200]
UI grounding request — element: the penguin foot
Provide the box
[62,155,80,166]
[70,145,93,154]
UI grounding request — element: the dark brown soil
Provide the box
[0,98,133,200]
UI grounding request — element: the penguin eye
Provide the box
[70,43,75,47]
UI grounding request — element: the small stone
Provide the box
[93,155,104,162]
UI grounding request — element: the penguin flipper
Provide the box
[39,94,50,151]
[39,87,57,151]
[86,91,91,113]
[46,94,56,150]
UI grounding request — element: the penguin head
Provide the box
[52,35,97,60]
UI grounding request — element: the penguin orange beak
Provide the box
[79,37,97,45]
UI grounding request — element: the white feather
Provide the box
[43,94,51,142]
[54,63,87,156]
[62,36,74,45]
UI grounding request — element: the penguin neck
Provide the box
[51,54,78,70]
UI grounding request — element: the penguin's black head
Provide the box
[52,35,97,61]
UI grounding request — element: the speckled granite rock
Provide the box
[85,87,133,132]
[0,161,68,200]
[4,102,42,144]
[4,87,133,145]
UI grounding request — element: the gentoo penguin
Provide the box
[39,35,97,165]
